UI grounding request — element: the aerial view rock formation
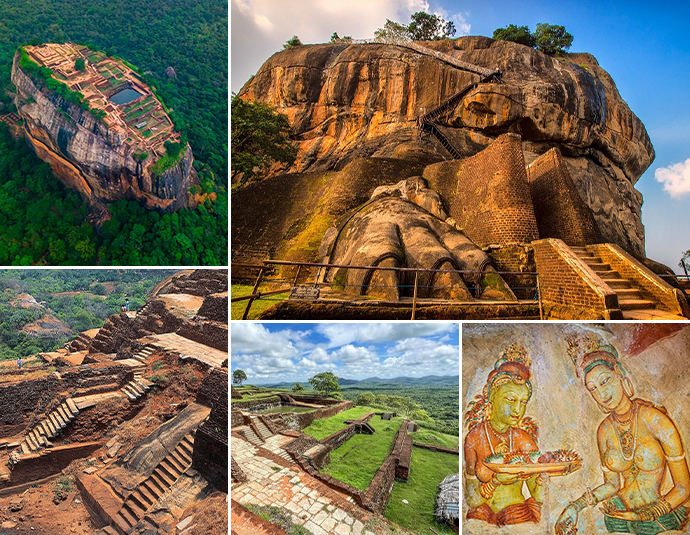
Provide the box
[0,269,227,535]
[12,43,199,212]
[233,36,690,320]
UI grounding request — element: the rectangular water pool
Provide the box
[110,87,144,105]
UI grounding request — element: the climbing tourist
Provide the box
[17,357,22,369]
[555,336,690,535]
[463,343,545,525]
[125,299,130,311]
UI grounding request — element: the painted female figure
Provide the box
[556,337,690,535]
[464,344,545,525]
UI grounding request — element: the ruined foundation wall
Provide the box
[527,148,598,246]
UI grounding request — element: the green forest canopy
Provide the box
[0,0,228,265]
[0,269,175,360]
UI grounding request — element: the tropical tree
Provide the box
[355,391,376,406]
[408,11,456,41]
[680,250,690,276]
[308,372,340,397]
[330,32,352,43]
[74,57,86,71]
[283,35,303,49]
[231,94,297,183]
[533,23,573,55]
[492,24,535,47]
[292,382,305,392]
[232,369,247,386]
[374,19,411,41]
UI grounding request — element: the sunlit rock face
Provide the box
[239,36,654,255]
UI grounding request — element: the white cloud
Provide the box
[316,323,456,348]
[231,0,470,91]
[655,158,690,197]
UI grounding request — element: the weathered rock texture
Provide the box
[239,36,654,255]
[12,51,198,211]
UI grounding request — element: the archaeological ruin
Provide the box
[0,269,228,535]
[11,43,199,212]
[232,36,690,320]
[231,390,459,535]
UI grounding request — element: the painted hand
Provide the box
[602,508,640,521]
[555,505,578,535]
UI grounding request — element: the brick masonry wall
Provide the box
[320,424,356,452]
[424,133,539,246]
[197,368,228,408]
[193,367,228,492]
[532,238,619,318]
[175,319,228,353]
[527,148,598,246]
[363,456,396,514]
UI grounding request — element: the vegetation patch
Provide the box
[302,406,374,440]
[245,505,314,535]
[231,284,287,320]
[385,446,458,535]
[321,415,403,491]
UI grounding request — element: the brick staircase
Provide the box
[570,246,657,317]
[241,426,264,446]
[65,332,92,352]
[113,433,195,534]
[131,344,157,367]
[19,398,80,454]
[90,314,131,353]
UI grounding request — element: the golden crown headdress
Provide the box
[566,333,621,378]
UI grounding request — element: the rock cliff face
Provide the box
[12,52,198,211]
[239,36,654,255]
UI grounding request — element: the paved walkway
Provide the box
[232,431,398,535]
[144,333,227,368]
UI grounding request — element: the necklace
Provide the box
[612,400,638,462]
[611,402,635,425]
[484,420,512,455]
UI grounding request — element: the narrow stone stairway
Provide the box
[113,433,195,533]
[120,377,154,402]
[249,416,273,441]
[131,344,157,367]
[241,426,264,446]
[19,398,80,454]
[570,246,658,317]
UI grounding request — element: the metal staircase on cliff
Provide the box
[418,71,500,158]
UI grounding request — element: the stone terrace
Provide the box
[231,429,408,535]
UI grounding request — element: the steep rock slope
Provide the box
[238,36,654,255]
[12,47,199,211]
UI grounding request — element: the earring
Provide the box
[485,402,493,421]
[623,377,634,398]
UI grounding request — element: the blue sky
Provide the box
[232,1,690,273]
[230,322,459,384]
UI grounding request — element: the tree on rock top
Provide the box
[534,23,573,55]
[283,35,303,49]
[493,23,573,55]
[309,372,340,398]
[374,11,456,41]
[232,369,247,385]
[292,382,305,393]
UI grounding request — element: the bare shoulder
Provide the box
[464,425,483,448]
[638,402,676,431]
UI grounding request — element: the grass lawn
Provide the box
[230,392,280,403]
[321,415,403,491]
[302,406,377,440]
[231,284,288,320]
[385,446,459,535]
[413,428,459,450]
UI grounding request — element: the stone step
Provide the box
[136,485,156,507]
[121,387,138,401]
[614,288,643,298]
[159,460,181,481]
[619,299,657,311]
[167,451,188,473]
[584,262,611,271]
[171,448,191,469]
[44,419,56,437]
[179,437,194,457]
[596,270,621,279]
[124,498,146,520]
[101,526,119,535]
[146,474,167,496]
[153,467,175,488]
[602,278,631,289]
[21,442,30,455]
[57,405,71,423]
[115,508,136,531]
[66,398,79,415]
[53,410,67,428]
[49,413,63,431]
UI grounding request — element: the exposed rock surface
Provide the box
[12,51,198,211]
[239,36,654,255]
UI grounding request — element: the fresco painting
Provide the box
[463,324,690,535]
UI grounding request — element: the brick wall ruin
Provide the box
[424,133,539,246]
[527,148,598,246]
[196,292,228,323]
[193,369,228,492]
[175,319,228,352]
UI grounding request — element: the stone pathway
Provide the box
[232,433,392,535]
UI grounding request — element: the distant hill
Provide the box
[261,375,458,389]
